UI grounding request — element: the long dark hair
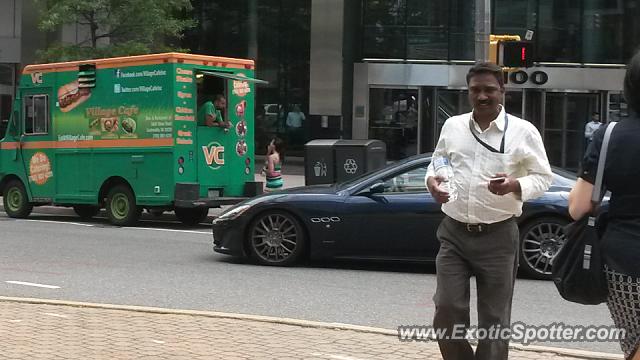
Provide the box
[624,50,640,115]
[271,137,285,163]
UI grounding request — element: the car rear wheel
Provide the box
[73,205,100,219]
[106,185,141,226]
[175,207,209,225]
[3,180,33,218]
[519,217,568,280]
[248,211,305,266]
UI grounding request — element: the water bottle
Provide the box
[433,156,458,202]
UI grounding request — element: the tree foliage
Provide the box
[34,0,196,62]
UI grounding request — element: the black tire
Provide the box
[519,216,569,280]
[3,180,33,218]
[105,185,141,226]
[247,210,305,266]
[175,207,209,225]
[73,205,100,219]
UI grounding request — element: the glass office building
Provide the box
[351,0,640,170]
[5,0,640,167]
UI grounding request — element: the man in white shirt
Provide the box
[425,62,552,360]
[584,112,602,150]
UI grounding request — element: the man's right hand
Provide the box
[426,176,450,204]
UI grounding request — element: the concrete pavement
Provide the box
[0,297,622,360]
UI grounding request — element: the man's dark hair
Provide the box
[214,94,226,102]
[623,50,640,114]
[466,62,504,88]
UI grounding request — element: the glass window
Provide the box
[23,95,49,135]
[369,88,418,160]
[0,94,11,138]
[363,0,406,58]
[381,165,428,193]
[537,0,582,62]
[448,0,475,60]
[493,0,537,39]
[406,0,448,59]
[582,0,625,63]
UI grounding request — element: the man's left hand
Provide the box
[488,172,520,196]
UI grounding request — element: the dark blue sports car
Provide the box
[213,154,576,280]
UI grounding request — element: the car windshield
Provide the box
[336,154,429,190]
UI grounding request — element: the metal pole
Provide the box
[474,0,491,62]
[247,0,258,60]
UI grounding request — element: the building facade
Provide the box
[3,0,640,169]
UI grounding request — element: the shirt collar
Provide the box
[471,105,506,133]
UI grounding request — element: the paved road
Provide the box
[0,208,622,356]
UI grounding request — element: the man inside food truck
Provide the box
[198,94,231,130]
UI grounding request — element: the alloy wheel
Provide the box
[250,213,301,264]
[521,221,566,277]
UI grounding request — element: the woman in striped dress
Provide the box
[569,51,640,360]
[263,137,284,192]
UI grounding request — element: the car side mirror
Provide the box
[368,182,385,195]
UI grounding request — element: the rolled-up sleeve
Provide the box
[517,128,553,201]
[425,123,449,183]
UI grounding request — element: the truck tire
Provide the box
[175,207,209,225]
[73,205,100,219]
[105,185,141,226]
[3,180,33,218]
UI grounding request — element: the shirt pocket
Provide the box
[483,151,519,180]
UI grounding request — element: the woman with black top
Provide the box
[569,50,640,360]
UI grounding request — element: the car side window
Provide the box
[381,166,428,193]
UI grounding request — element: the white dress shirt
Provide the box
[426,106,553,224]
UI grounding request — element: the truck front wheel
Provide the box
[175,207,209,225]
[106,185,141,226]
[3,180,33,218]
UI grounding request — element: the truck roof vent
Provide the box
[78,64,96,88]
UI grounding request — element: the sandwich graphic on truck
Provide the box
[0,53,267,226]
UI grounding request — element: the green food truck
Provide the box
[0,53,266,226]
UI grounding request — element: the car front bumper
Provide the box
[212,217,246,257]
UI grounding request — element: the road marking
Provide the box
[16,219,94,227]
[151,340,165,344]
[5,281,60,289]
[8,319,22,323]
[42,312,69,318]
[126,227,210,235]
[311,354,367,360]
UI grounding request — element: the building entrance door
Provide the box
[543,92,600,171]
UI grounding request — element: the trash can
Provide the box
[334,139,387,182]
[304,139,340,185]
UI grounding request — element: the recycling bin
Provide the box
[334,139,387,182]
[304,139,340,185]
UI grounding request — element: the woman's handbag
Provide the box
[552,122,617,305]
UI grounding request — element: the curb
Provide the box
[0,296,622,359]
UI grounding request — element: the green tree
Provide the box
[34,0,196,62]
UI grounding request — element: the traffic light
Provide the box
[500,41,534,68]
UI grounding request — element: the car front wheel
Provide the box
[519,216,568,280]
[247,210,305,266]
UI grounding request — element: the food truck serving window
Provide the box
[23,94,49,135]
[197,71,268,84]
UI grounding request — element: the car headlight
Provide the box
[216,204,251,221]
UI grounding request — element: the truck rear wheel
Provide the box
[106,185,141,226]
[175,207,209,225]
[3,180,33,218]
[73,205,100,219]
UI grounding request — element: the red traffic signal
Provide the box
[500,41,534,68]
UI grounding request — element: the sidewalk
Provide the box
[0,297,622,360]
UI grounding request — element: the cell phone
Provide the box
[489,177,506,183]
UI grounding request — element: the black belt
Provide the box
[448,216,514,233]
